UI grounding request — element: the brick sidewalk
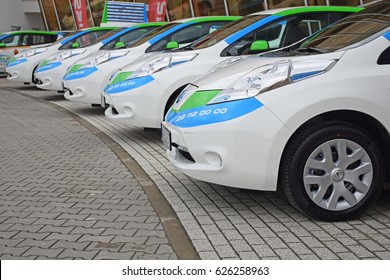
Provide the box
[0,82,182,260]
[1,79,390,259]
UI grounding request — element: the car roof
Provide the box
[1,30,61,35]
[250,5,362,16]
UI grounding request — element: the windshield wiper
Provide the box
[295,47,328,53]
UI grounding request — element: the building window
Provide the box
[307,0,327,5]
[267,0,305,9]
[328,0,360,6]
[40,0,60,30]
[168,0,192,20]
[227,0,266,16]
[55,0,76,30]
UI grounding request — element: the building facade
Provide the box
[0,0,45,32]
[0,0,382,32]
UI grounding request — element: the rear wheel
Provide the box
[281,121,384,221]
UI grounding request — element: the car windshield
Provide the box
[186,15,269,50]
[53,30,83,45]
[299,4,390,52]
[128,23,179,48]
[83,28,126,47]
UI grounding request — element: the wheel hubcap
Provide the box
[303,139,373,211]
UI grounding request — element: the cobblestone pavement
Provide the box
[1,79,390,260]
[0,81,180,260]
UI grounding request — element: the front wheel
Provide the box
[281,121,384,221]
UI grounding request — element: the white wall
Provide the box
[0,0,45,32]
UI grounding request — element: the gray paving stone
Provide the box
[23,247,64,258]
[358,239,386,252]
[50,240,90,251]
[44,233,83,242]
[16,239,57,249]
[253,244,278,258]
[111,235,148,244]
[345,245,375,258]
[198,251,220,260]
[57,248,99,259]
[94,250,136,260]
[274,248,300,259]
[215,245,238,259]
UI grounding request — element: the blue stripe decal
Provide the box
[63,66,98,81]
[35,62,62,73]
[166,98,263,128]
[225,15,281,45]
[6,58,27,67]
[105,75,154,94]
[291,70,323,82]
[384,31,390,41]
[148,23,191,44]
[102,27,136,44]
[0,34,10,41]
[60,30,89,45]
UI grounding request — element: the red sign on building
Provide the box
[148,0,168,22]
[73,0,89,29]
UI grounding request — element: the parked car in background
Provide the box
[0,30,65,76]
[103,6,361,129]
[32,23,166,92]
[162,2,390,221]
[62,16,239,106]
[6,27,117,85]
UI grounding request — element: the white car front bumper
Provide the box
[162,97,291,191]
[104,75,167,128]
[35,62,67,91]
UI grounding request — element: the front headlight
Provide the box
[208,57,243,73]
[53,49,87,62]
[24,48,48,57]
[208,59,336,105]
[82,50,129,69]
[128,53,198,79]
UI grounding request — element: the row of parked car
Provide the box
[4,2,390,221]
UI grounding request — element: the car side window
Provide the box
[2,35,20,46]
[146,21,230,52]
[221,12,355,57]
[102,27,156,50]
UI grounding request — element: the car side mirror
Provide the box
[250,40,269,52]
[71,42,80,48]
[115,41,125,48]
[0,43,6,48]
[166,41,179,49]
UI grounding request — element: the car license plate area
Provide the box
[161,124,172,151]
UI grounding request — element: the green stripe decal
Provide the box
[275,6,362,16]
[38,60,51,68]
[109,71,134,86]
[68,64,84,74]
[176,90,222,112]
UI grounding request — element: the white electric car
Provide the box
[103,6,361,129]
[62,16,239,106]
[6,27,116,85]
[162,2,390,221]
[0,30,65,76]
[32,23,165,92]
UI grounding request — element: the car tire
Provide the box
[280,121,384,221]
